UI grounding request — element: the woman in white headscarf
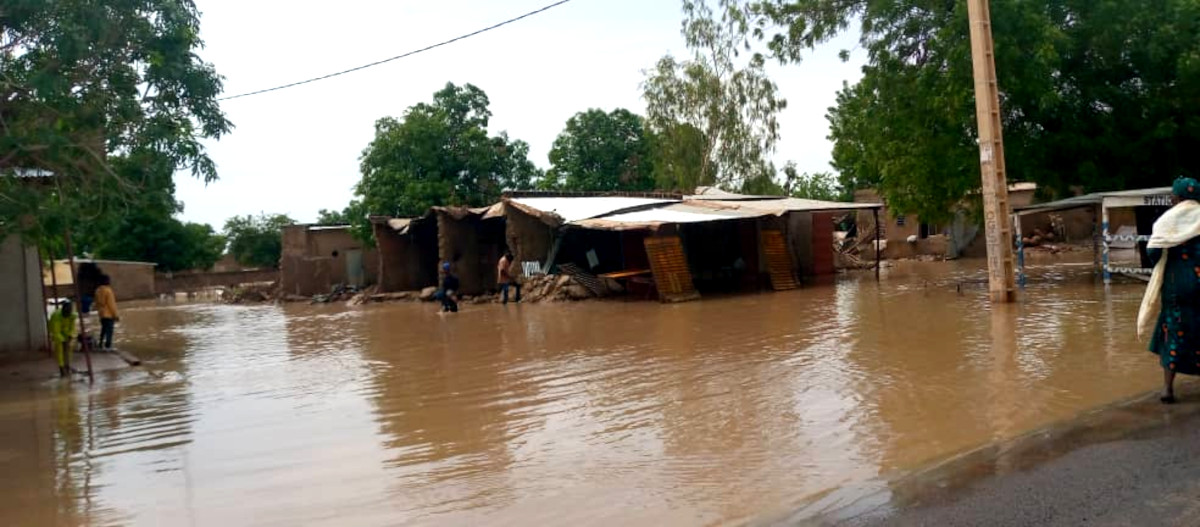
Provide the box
[1138,177,1200,403]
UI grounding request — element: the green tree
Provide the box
[727,0,1200,222]
[316,208,351,226]
[354,83,540,229]
[643,0,787,190]
[545,109,654,191]
[92,212,224,272]
[648,122,712,192]
[1,0,232,247]
[224,214,295,269]
[781,164,841,201]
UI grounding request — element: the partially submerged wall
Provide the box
[438,211,506,295]
[373,219,438,293]
[281,225,379,295]
[505,205,555,271]
[787,212,815,276]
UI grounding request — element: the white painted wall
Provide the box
[0,235,48,354]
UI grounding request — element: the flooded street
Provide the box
[0,260,1160,526]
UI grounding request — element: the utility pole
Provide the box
[967,0,1015,303]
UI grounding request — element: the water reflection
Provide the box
[0,260,1162,525]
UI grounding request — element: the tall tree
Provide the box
[1,0,232,246]
[354,83,540,230]
[643,0,787,190]
[70,154,226,271]
[545,109,654,191]
[648,122,712,192]
[727,0,1200,221]
[224,214,295,269]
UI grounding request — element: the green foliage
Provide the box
[1,0,232,247]
[736,163,844,200]
[354,83,540,232]
[223,214,295,269]
[730,0,1200,222]
[648,122,713,192]
[316,208,351,226]
[782,165,841,201]
[643,0,787,190]
[91,212,224,272]
[545,109,654,191]
[63,155,226,272]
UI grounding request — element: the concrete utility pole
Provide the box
[967,0,1016,303]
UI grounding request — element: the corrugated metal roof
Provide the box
[685,196,882,214]
[572,202,762,230]
[510,196,678,223]
[1014,187,1172,214]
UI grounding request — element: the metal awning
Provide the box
[508,196,678,224]
[1014,187,1172,215]
[684,196,883,215]
[571,202,762,231]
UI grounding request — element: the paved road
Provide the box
[838,399,1200,527]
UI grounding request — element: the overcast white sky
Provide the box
[175,0,866,228]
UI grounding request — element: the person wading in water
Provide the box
[1139,177,1200,403]
[438,262,460,313]
[498,250,520,304]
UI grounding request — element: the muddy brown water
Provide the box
[0,258,1161,526]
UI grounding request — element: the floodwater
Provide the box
[0,258,1161,526]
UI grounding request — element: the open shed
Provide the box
[1011,187,1171,284]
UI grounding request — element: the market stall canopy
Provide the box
[1013,187,1172,216]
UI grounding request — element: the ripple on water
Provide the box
[0,260,1164,526]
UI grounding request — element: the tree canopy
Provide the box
[544,108,655,191]
[354,83,540,227]
[224,213,295,269]
[643,0,787,191]
[724,0,1200,221]
[1,0,232,246]
[65,154,226,272]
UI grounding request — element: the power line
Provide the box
[219,0,576,101]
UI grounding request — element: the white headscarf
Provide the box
[1137,199,1200,340]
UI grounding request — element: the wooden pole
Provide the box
[63,230,94,384]
[873,208,881,280]
[967,0,1016,302]
[40,246,55,357]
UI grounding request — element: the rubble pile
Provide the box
[520,274,621,302]
[222,282,280,304]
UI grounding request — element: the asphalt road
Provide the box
[778,389,1200,527]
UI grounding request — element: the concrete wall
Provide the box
[0,235,48,354]
[46,260,157,300]
[155,269,279,294]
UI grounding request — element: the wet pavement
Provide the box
[814,386,1200,526]
[0,257,1168,526]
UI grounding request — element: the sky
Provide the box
[176,0,866,228]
